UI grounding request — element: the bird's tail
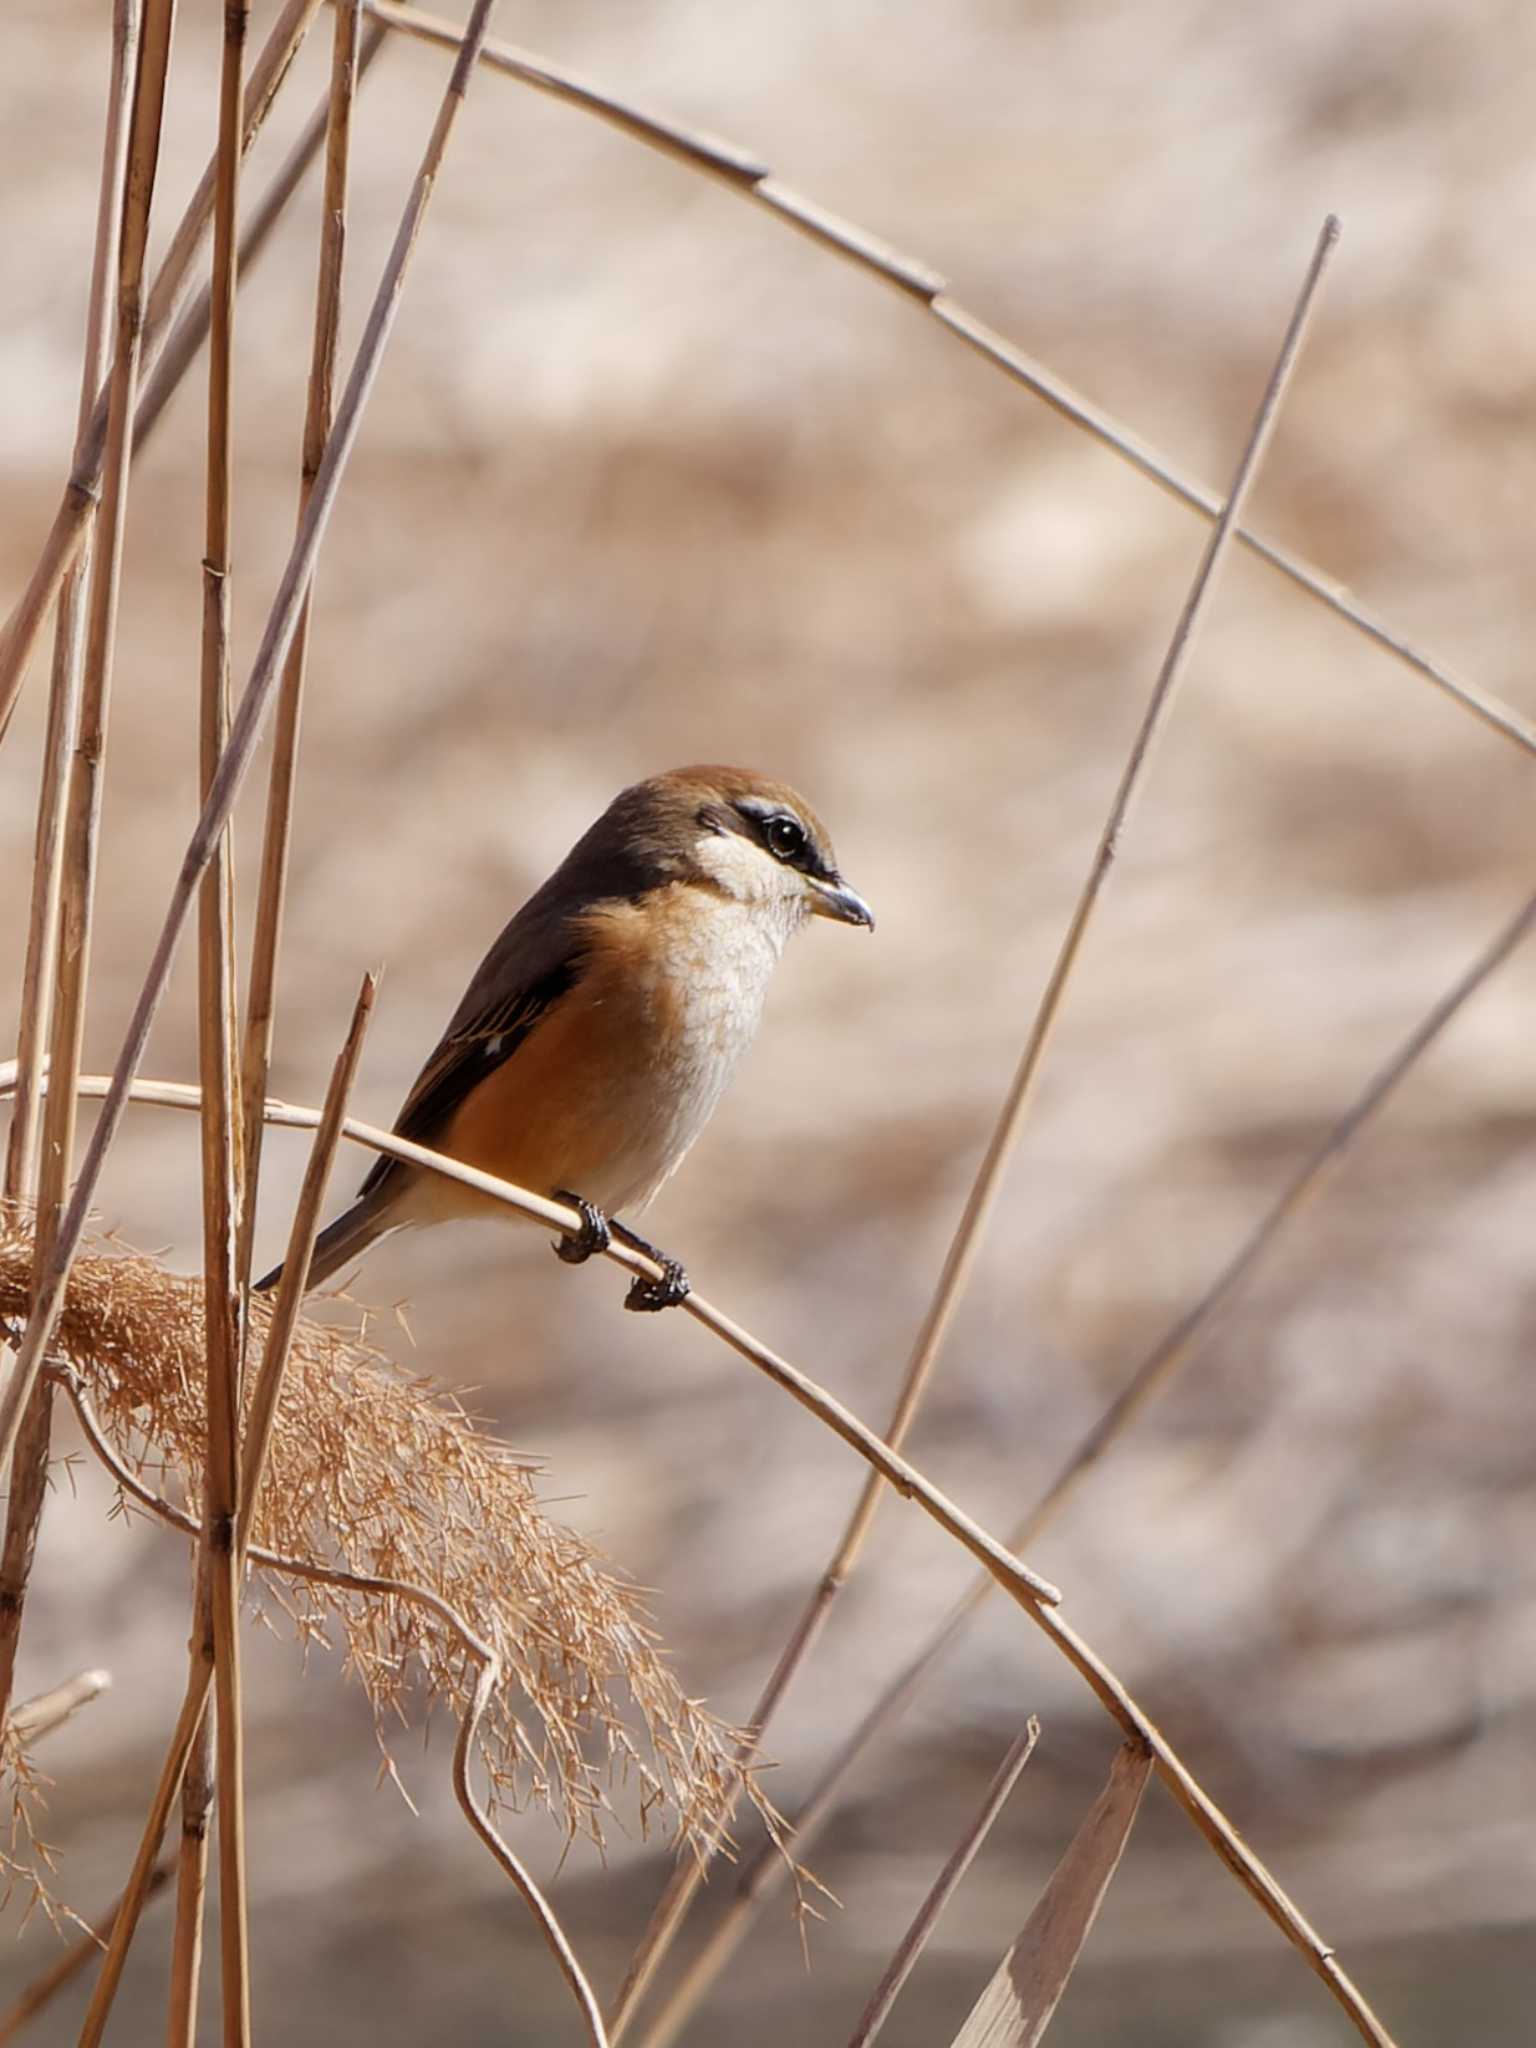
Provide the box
[253,1181,399,1297]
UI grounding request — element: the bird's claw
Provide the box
[623,1258,691,1314]
[609,1219,691,1312]
[553,1190,611,1265]
[554,1199,690,1311]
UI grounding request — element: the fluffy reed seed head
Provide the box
[0,1211,771,1861]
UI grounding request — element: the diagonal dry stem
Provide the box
[629,869,1536,2031]
[0,0,507,1491]
[238,0,366,1292]
[613,212,1340,2047]
[845,1717,1041,2048]
[949,1741,1152,2048]
[0,1859,175,2045]
[0,0,324,740]
[0,0,141,1744]
[133,18,389,460]
[363,0,1536,761]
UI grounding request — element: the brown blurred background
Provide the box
[3,0,1536,2040]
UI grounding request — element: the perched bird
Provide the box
[255,765,873,1310]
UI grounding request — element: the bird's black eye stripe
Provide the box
[763,813,806,863]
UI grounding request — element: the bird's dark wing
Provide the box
[356,899,585,1202]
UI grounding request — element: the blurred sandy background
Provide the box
[3,0,1536,2040]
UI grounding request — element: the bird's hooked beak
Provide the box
[808,873,875,930]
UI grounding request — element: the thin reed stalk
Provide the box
[182,1,254,2037]
[0,0,508,1489]
[134,19,389,460]
[0,0,177,1767]
[845,1718,1040,2048]
[0,0,140,1743]
[613,213,1340,2046]
[364,0,1536,761]
[167,1711,215,2048]
[78,982,373,2045]
[238,0,365,1291]
[0,0,323,738]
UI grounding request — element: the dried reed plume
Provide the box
[0,1208,770,1862]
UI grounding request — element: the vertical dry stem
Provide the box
[0,0,141,1740]
[166,1709,215,2046]
[238,0,365,1289]
[614,214,1342,2048]
[182,2,254,2038]
[0,0,322,738]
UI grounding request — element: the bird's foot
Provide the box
[610,1221,691,1313]
[552,1190,611,1265]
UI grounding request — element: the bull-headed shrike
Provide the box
[256,765,873,1310]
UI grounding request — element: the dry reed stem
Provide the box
[0,0,176,1763]
[613,213,1339,2046]
[0,0,504,1494]
[134,19,389,462]
[50,1371,611,2046]
[185,3,254,2034]
[0,0,323,739]
[629,868,1536,2029]
[238,0,366,1293]
[167,1712,215,2048]
[1,1075,1398,2043]
[0,1863,173,2046]
[365,0,1536,762]
[845,1717,1041,2048]
[949,1742,1152,2048]
[2,0,139,1210]
[0,0,141,1747]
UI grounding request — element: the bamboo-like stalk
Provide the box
[363,0,1536,762]
[0,0,507,1492]
[78,979,373,2047]
[844,1718,1041,2048]
[612,213,1341,2047]
[237,0,365,1292]
[166,1710,215,2047]
[182,3,253,2039]
[0,0,177,1751]
[1,0,138,1211]
[0,0,323,741]
[0,0,141,1744]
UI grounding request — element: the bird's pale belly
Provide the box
[432,892,783,1220]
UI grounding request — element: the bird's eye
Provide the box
[764,814,806,863]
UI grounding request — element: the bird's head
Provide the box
[582,765,874,940]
